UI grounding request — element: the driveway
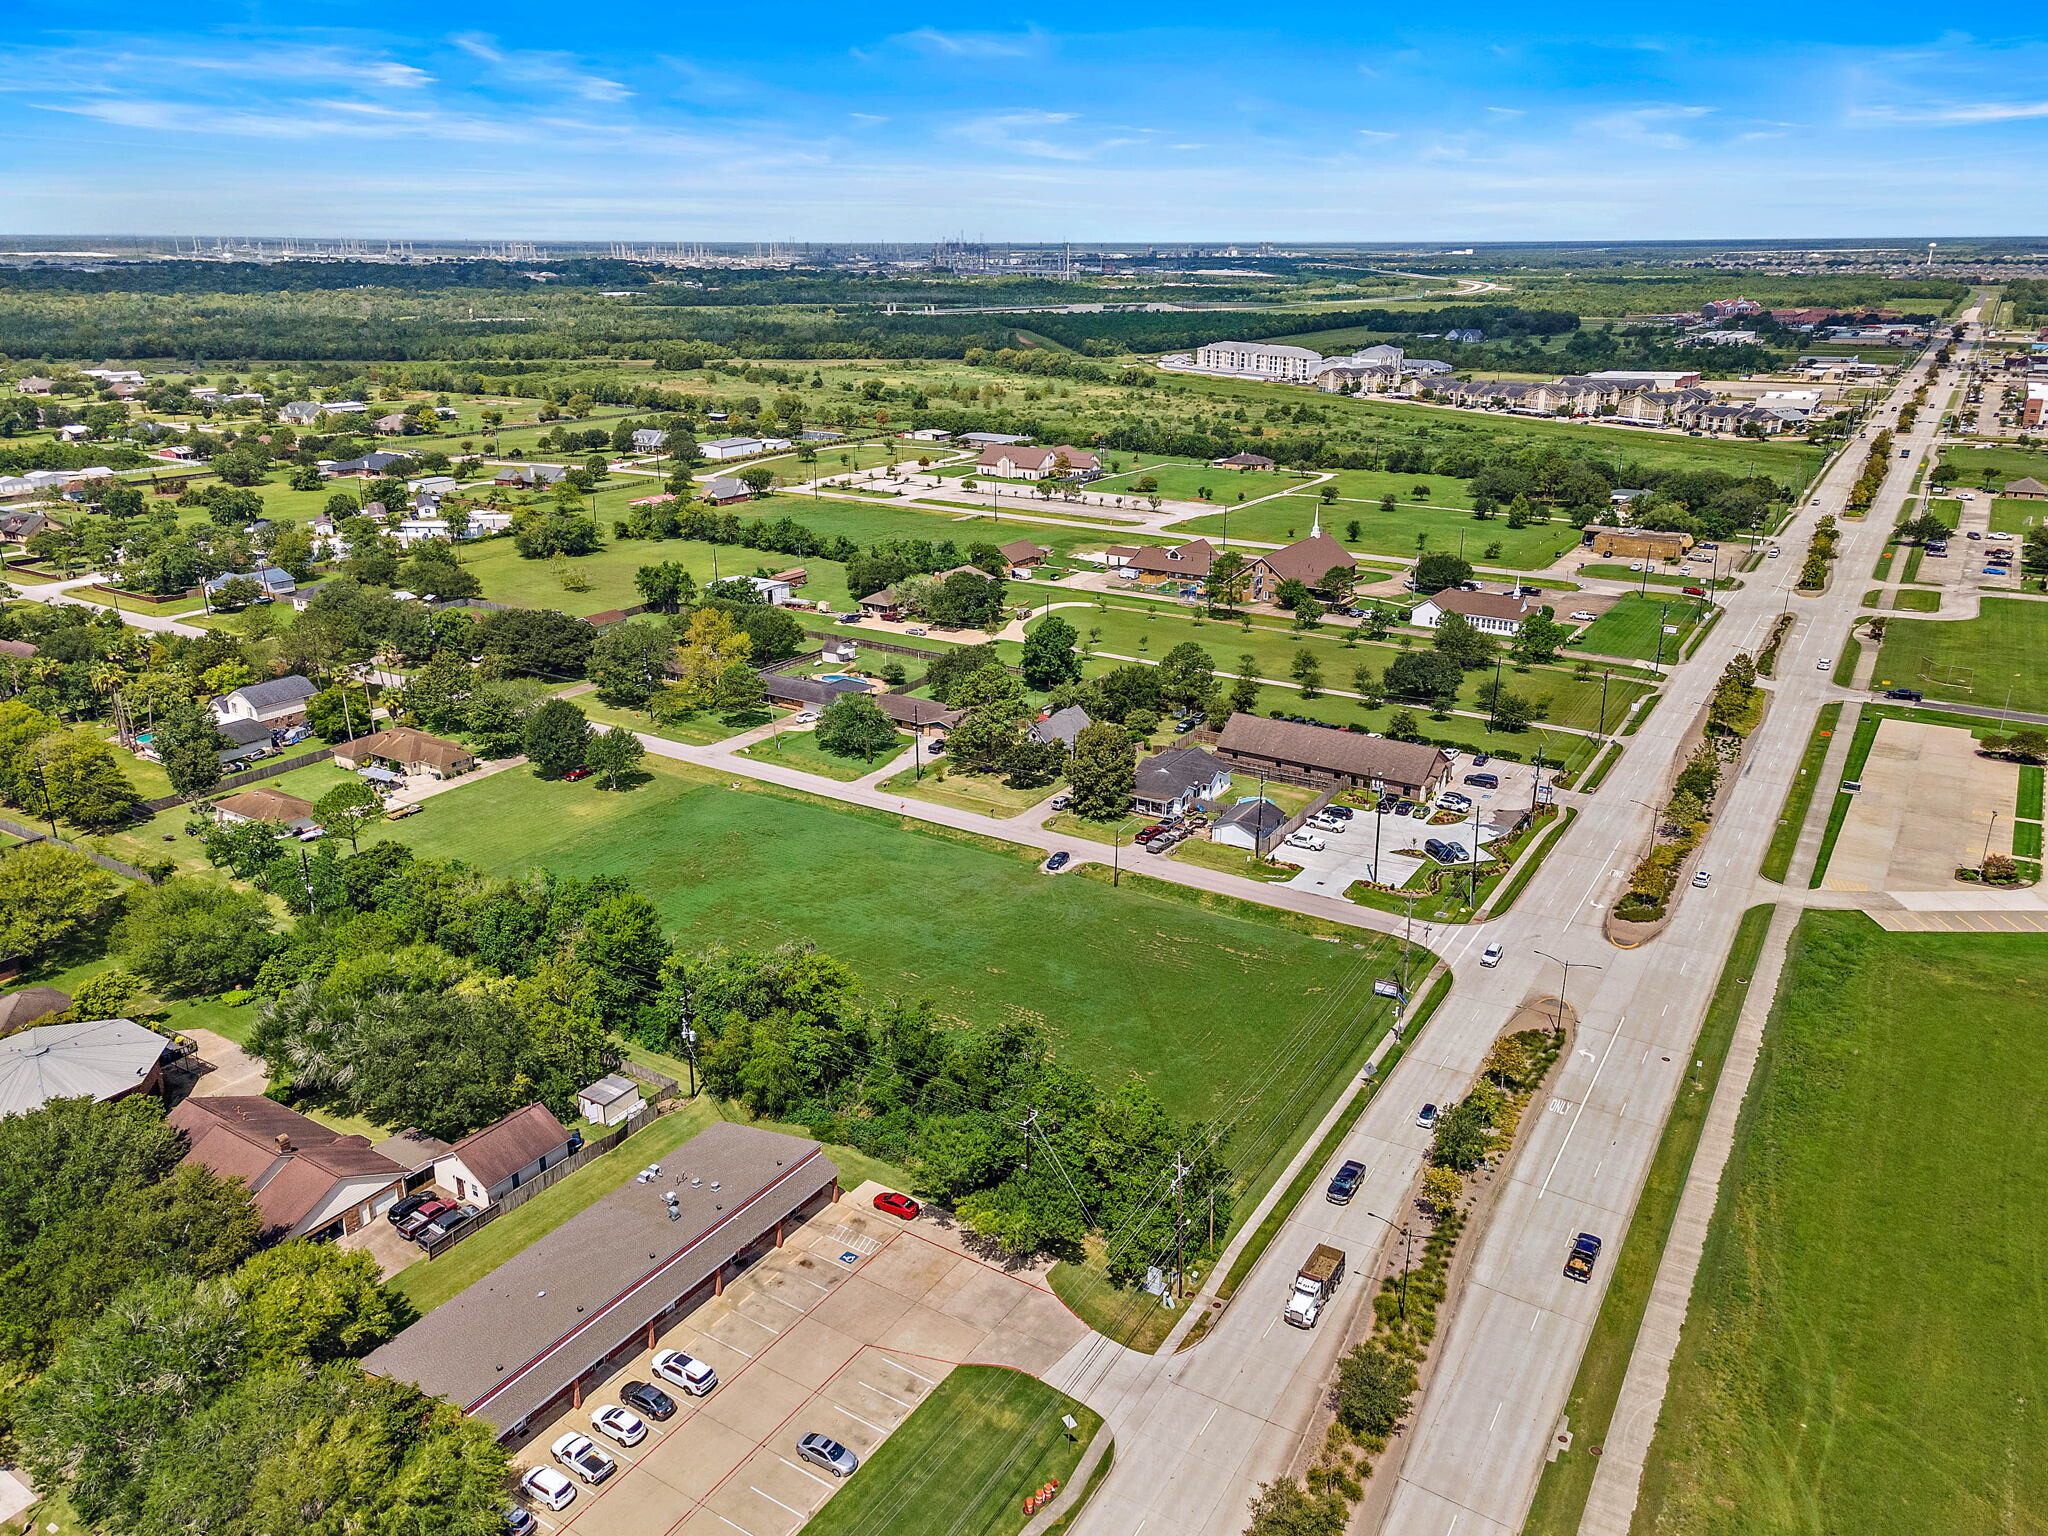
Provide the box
[1823,717,2019,892]
[509,1182,1086,1536]
[167,1027,268,1098]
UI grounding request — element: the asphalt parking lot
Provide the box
[510,1183,1086,1536]
[1275,760,1541,898]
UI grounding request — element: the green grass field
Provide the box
[1760,702,1843,883]
[1172,497,1580,568]
[366,757,1408,1189]
[1566,592,1703,663]
[1891,587,1940,612]
[736,724,910,780]
[1936,442,2048,490]
[1873,597,2048,709]
[1635,912,2048,1536]
[1989,497,2046,534]
[1082,459,1314,504]
[799,1366,1102,1536]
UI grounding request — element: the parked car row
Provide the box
[386,1192,481,1246]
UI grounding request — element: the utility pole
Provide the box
[1170,1151,1190,1300]
[1017,1108,1040,1175]
[1534,949,1602,1031]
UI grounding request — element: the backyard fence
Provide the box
[140,745,337,813]
[417,1104,658,1260]
[0,816,157,882]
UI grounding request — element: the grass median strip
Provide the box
[1520,902,1777,1536]
[1760,701,1843,883]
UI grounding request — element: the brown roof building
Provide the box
[997,540,1050,566]
[362,1121,839,1437]
[334,727,478,779]
[212,786,318,830]
[1256,531,1357,587]
[1584,526,1694,561]
[1216,712,1450,795]
[432,1102,579,1208]
[169,1096,407,1240]
[0,986,70,1035]
[1413,589,1531,634]
[1213,452,1277,469]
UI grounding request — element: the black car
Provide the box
[1325,1159,1366,1205]
[386,1192,435,1227]
[1321,805,1355,821]
[1884,688,1924,701]
[1044,851,1071,872]
[619,1380,677,1421]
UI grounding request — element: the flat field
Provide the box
[1873,596,2048,710]
[1173,496,1580,568]
[1937,443,2048,488]
[1636,911,2048,1536]
[1566,591,1703,662]
[368,756,1408,1187]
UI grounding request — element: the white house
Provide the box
[1131,747,1231,818]
[700,436,793,461]
[211,674,318,725]
[1411,589,1530,635]
[973,444,1100,480]
[431,1103,580,1209]
[576,1073,645,1126]
[631,428,668,452]
[280,400,367,425]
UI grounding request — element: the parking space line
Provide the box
[879,1355,939,1385]
[776,1454,836,1490]
[858,1379,914,1409]
[750,1486,806,1519]
[719,1337,756,1358]
[759,1291,808,1314]
[832,1403,888,1434]
[733,1312,781,1334]
[715,1516,758,1536]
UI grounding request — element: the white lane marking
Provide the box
[833,1403,888,1434]
[1489,1400,1505,1431]
[760,1291,808,1315]
[733,1312,781,1334]
[1200,1406,1219,1437]
[750,1486,805,1520]
[720,1338,756,1359]
[858,1379,914,1409]
[776,1455,835,1491]
[716,1518,758,1536]
[1541,1022,1619,1197]
[882,1356,939,1386]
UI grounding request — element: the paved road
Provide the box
[1026,328,1965,1536]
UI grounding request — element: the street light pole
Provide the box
[1533,949,1603,1032]
[1362,1211,1414,1320]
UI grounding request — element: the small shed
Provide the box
[577,1073,644,1126]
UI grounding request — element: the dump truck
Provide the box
[1284,1244,1346,1328]
[1564,1232,1603,1283]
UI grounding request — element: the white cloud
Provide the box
[1357,129,1397,142]
[883,27,1047,60]
[1484,106,1525,118]
[1853,98,2048,124]
[451,34,629,102]
[1582,104,1712,147]
[952,110,1092,160]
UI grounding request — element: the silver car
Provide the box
[797,1432,860,1478]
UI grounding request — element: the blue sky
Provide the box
[4,4,2046,240]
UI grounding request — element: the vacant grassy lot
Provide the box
[736,724,910,780]
[1174,497,1580,568]
[1635,912,2048,1536]
[1989,497,2046,534]
[458,530,859,617]
[1873,596,2048,709]
[1567,591,1703,663]
[370,757,1406,1188]
[1085,459,1313,504]
[1937,442,2048,489]
[801,1366,1101,1536]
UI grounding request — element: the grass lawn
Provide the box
[1936,442,2048,490]
[365,757,1409,1194]
[1634,912,2048,1536]
[1760,702,1843,882]
[577,697,754,747]
[1173,497,1581,569]
[1923,496,1962,528]
[1524,904,1777,1536]
[1989,497,2047,534]
[799,1366,1102,1536]
[755,491,1115,561]
[880,765,1053,817]
[457,531,859,618]
[1873,596,2048,709]
[1577,564,1735,590]
[1084,458,1316,504]
[1566,592,1704,663]
[1891,587,1940,611]
[735,725,910,781]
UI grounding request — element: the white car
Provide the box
[793,710,819,724]
[651,1348,718,1396]
[1958,490,1976,500]
[1570,610,1598,623]
[1628,561,1646,572]
[1283,832,1326,852]
[1767,547,1782,557]
[1307,815,1346,834]
[520,1466,576,1513]
[1480,942,1504,968]
[1817,657,1832,671]
[590,1404,648,1447]
[1692,869,1712,888]
[552,1433,617,1486]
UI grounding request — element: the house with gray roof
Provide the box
[211,674,318,726]
[0,1018,168,1118]
[1210,798,1289,850]
[1029,705,1092,751]
[1132,746,1230,817]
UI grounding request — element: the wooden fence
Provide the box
[140,745,337,813]
[417,1104,659,1260]
[0,817,156,882]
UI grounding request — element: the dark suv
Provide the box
[1325,1159,1366,1205]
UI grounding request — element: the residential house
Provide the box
[372,412,417,436]
[2004,478,2048,499]
[701,476,754,505]
[766,674,879,710]
[432,1103,579,1209]
[1212,452,1276,470]
[0,1018,168,1118]
[577,1073,645,1126]
[997,539,1050,569]
[203,566,296,600]
[408,474,460,497]
[214,717,276,767]
[902,427,952,442]
[873,693,966,737]
[1210,798,1288,850]
[1583,526,1694,561]
[747,575,795,605]
[325,451,410,478]
[0,509,52,541]
[631,428,668,452]
[169,1096,407,1240]
[1215,713,1450,796]
[1028,705,1091,751]
[1411,588,1531,635]
[1444,328,1484,344]
[211,787,320,835]
[1314,364,1402,395]
[974,445,1101,481]
[1131,747,1230,817]
[700,436,793,461]
[281,400,367,425]
[0,986,72,1037]
[333,727,478,780]
[492,464,568,489]
[212,674,318,726]
[15,376,52,395]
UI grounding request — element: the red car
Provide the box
[1133,826,1166,844]
[396,1198,455,1238]
[1682,585,1707,596]
[873,1191,921,1221]
[563,767,593,781]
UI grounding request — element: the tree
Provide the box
[152,700,231,803]
[1413,552,1475,593]
[671,608,754,709]
[1898,512,1950,544]
[1273,577,1315,612]
[1228,654,1262,718]
[1157,641,1217,715]
[1432,611,1497,668]
[305,684,372,743]
[233,1242,408,1365]
[1510,610,1573,665]
[1320,565,1360,610]
[1420,1165,1463,1217]
[313,780,383,851]
[634,561,696,612]
[34,732,142,832]
[1332,1340,1419,1438]
[575,892,668,1029]
[1067,720,1136,820]
[1351,662,1387,708]
[1291,648,1323,699]
[924,569,1007,630]
[474,607,597,679]
[814,694,899,761]
[1384,649,1464,701]
[736,464,776,495]
[1019,615,1083,689]
[0,843,120,966]
[1206,549,1251,611]
[115,877,278,996]
[587,622,673,707]
[585,725,647,788]
[522,699,592,778]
